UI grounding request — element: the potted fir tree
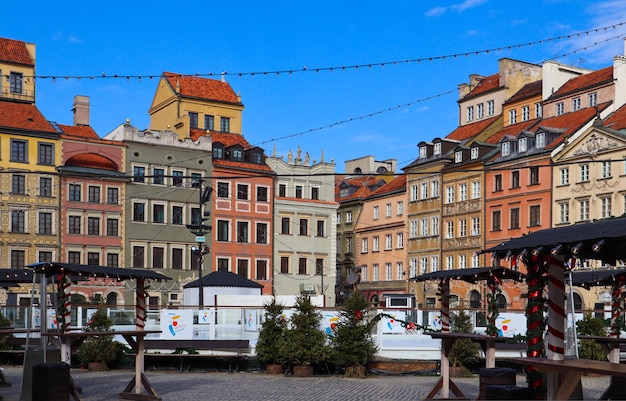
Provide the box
[329,291,378,378]
[255,297,288,374]
[77,309,121,371]
[449,305,479,377]
[282,294,329,376]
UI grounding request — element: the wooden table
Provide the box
[578,335,626,364]
[424,332,515,400]
[43,330,161,401]
[508,357,626,400]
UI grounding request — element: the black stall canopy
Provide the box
[484,215,626,263]
[410,266,526,283]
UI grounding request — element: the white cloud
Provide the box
[425,0,488,17]
[351,133,380,143]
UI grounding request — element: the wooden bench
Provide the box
[509,357,626,400]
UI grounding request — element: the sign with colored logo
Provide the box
[381,311,407,334]
[160,309,193,339]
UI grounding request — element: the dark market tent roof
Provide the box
[0,269,88,285]
[0,269,33,285]
[483,216,626,263]
[27,262,171,282]
[184,271,263,289]
[571,267,626,289]
[409,266,526,284]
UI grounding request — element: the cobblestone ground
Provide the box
[0,366,610,401]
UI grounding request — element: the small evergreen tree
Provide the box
[576,312,608,361]
[329,291,378,377]
[77,309,122,367]
[449,305,478,371]
[255,297,288,366]
[282,295,329,367]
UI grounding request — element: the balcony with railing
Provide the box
[0,87,35,103]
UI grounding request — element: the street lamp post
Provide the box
[186,180,212,310]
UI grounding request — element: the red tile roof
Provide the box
[58,124,99,139]
[191,129,273,172]
[446,115,500,141]
[485,119,540,144]
[550,67,613,100]
[336,176,381,202]
[0,38,34,66]
[464,73,500,98]
[505,80,542,104]
[368,175,406,197]
[163,72,241,104]
[0,100,56,133]
[603,103,626,130]
[539,102,611,149]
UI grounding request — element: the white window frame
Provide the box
[459,183,467,201]
[472,181,480,199]
[559,168,569,185]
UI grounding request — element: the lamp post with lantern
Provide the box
[186,180,213,310]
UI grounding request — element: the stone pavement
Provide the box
[0,365,611,401]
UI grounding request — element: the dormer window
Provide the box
[251,151,262,164]
[471,147,479,160]
[501,141,510,157]
[518,137,527,153]
[213,145,224,159]
[419,146,427,159]
[434,143,442,155]
[455,151,463,163]
[536,133,545,148]
[232,148,243,161]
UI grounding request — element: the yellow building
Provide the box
[0,38,61,302]
[148,72,244,137]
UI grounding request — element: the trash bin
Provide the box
[477,367,516,400]
[32,362,70,401]
[485,385,531,400]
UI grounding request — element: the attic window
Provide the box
[536,133,545,148]
[213,146,224,159]
[455,151,462,163]
[251,151,262,164]
[518,137,527,153]
[470,147,479,160]
[501,142,510,157]
[434,143,442,156]
[419,146,427,159]
[232,148,243,161]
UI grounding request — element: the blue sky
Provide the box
[3,1,626,170]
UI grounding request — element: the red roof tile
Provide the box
[191,129,273,172]
[550,67,613,100]
[446,115,500,141]
[539,102,611,149]
[603,103,626,130]
[368,175,406,197]
[485,119,541,144]
[0,38,34,66]
[58,124,99,139]
[0,100,56,133]
[336,176,382,202]
[505,80,542,104]
[465,73,500,98]
[163,72,241,104]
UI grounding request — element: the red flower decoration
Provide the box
[355,311,363,320]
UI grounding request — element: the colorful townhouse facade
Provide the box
[266,147,338,306]
[0,38,61,307]
[57,97,127,305]
[354,175,409,308]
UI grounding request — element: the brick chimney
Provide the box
[72,95,90,126]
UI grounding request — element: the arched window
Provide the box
[495,294,507,310]
[106,292,118,306]
[572,292,582,311]
[370,295,379,307]
[469,290,481,308]
[353,167,362,175]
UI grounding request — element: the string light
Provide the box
[5,22,626,82]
